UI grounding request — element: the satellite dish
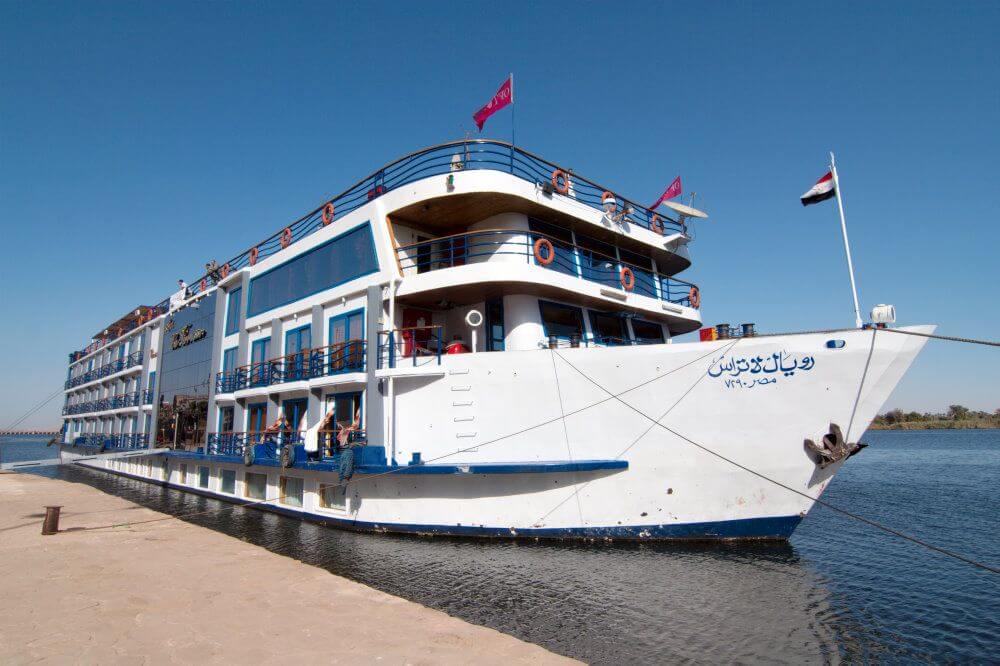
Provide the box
[661,200,709,219]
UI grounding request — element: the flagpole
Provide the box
[509,72,515,174]
[830,151,863,328]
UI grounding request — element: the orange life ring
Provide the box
[689,286,701,309]
[533,237,555,265]
[281,227,293,249]
[220,263,230,279]
[322,202,335,226]
[249,246,259,266]
[620,266,635,291]
[601,191,617,214]
[551,169,570,195]
[199,278,207,293]
[650,214,664,235]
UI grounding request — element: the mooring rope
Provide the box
[3,387,64,432]
[882,328,1000,347]
[551,350,1000,576]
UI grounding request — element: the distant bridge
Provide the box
[0,431,59,437]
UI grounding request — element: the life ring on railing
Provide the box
[601,191,617,214]
[281,227,293,249]
[322,202,335,226]
[220,263,230,279]
[650,214,664,235]
[689,286,701,309]
[199,278,207,293]
[533,237,555,265]
[551,169,570,195]
[249,246,259,266]
[620,266,635,291]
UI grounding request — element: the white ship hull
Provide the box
[72,325,930,540]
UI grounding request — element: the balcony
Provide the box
[206,429,367,460]
[62,391,141,416]
[66,351,143,389]
[215,341,366,394]
[376,326,444,370]
[396,229,697,308]
[72,433,149,450]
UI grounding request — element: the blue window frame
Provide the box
[147,371,156,390]
[247,223,379,317]
[250,337,271,386]
[225,287,242,336]
[284,325,312,381]
[247,403,267,433]
[222,347,238,373]
[282,398,308,432]
[328,309,364,374]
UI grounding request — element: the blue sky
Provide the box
[2,1,998,428]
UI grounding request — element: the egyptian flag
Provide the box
[801,171,836,206]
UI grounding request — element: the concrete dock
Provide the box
[0,472,576,664]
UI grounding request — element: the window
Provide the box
[147,371,156,390]
[318,483,347,510]
[576,234,619,288]
[250,338,271,387]
[321,392,362,457]
[198,466,210,488]
[632,319,665,344]
[222,347,237,374]
[284,325,312,381]
[328,310,364,373]
[282,399,308,433]
[618,248,656,298]
[225,287,242,335]
[280,476,304,507]
[178,463,188,484]
[485,298,505,351]
[244,472,267,500]
[247,224,379,317]
[528,218,576,277]
[539,300,584,343]
[247,403,267,434]
[219,406,235,433]
[589,311,629,346]
[220,469,236,494]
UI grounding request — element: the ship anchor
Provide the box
[804,423,867,468]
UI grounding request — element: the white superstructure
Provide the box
[60,140,931,540]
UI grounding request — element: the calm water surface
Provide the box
[3,430,998,663]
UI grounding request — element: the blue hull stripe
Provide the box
[82,463,802,541]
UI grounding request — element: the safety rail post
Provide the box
[388,331,395,369]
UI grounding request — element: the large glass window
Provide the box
[618,248,657,298]
[284,325,311,381]
[225,287,242,335]
[280,476,304,507]
[528,218,576,277]
[247,224,379,317]
[219,406,235,432]
[250,338,271,386]
[220,469,236,494]
[632,319,665,344]
[539,301,584,343]
[485,298,505,351]
[244,472,267,500]
[222,347,237,374]
[328,310,364,373]
[589,311,629,346]
[576,235,619,288]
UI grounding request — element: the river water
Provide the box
[3,430,998,663]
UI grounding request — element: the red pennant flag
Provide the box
[649,176,682,210]
[473,75,513,131]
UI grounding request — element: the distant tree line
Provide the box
[871,406,1000,429]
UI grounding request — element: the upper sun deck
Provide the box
[67,140,700,364]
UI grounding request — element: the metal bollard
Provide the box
[42,505,62,535]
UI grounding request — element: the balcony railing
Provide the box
[377,326,443,370]
[207,429,366,460]
[63,391,141,416]
[396,229,698,307]
[74,432,149,450]
[66,351,144,389]
[215,340,366,394]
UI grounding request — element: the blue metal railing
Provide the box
[66,351,144,389]
[62,391,142,415]
[74,432,149,450]
[396,229,697,306]
[215,340,366,394]
[377,326,444,370]
[206,429,367,460]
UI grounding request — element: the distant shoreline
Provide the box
[869,420,999,430]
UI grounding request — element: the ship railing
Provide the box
[377,326,443,370]
[215,340,367,394]
[65,351,144,389]
[69,303,166,363]
[396,229,697,307]
[206,429,366,460]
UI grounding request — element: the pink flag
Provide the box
[473,75,513,131]
[649,176,682,209]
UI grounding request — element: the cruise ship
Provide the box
[58,140,932,540]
